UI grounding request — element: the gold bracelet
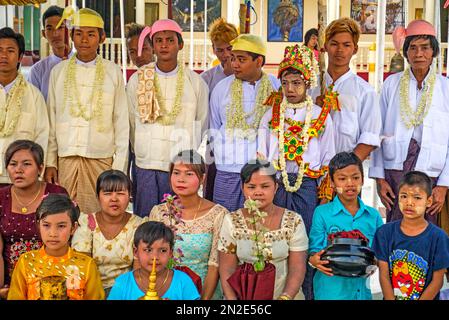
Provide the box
[278,293,292,300]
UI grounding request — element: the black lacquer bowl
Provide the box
[321,238,377,278]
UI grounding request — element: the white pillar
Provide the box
[189,0,194,68]
[0,7,6,28]
[424,0,436,25]
[6,6,14,28]
[227,0,240,27]
[434,0,442,74]
[136,0,145,24]
[82,0,86,8]
[374,0,387,93]
[327,0,339,22]
[203,0,208,70]
[119,0,127,83]
[404,0,409,26]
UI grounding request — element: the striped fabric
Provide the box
[213,170,245,213]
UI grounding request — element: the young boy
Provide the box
[258,43,335,234]
[201,18,238,201]
[372,171,449,300]
[28,5,72,100]
[310,17,381,161]
[125,22,153,68]
[45,7,129,215]
[0,27,49,186]
[126,19,208,217]
[201,18,238,93]
[108,221,200,300]
[308,152,383,300]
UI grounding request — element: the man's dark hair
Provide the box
[403,35,440,61]
[329,152,364,181]
[399,171,433,197]
[248,52,265,66]
[0,27,25,58]
[42,5,64,28]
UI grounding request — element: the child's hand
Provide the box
[309,250,333,276]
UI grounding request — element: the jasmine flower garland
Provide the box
[0,73,26,137]
[226,73,273,140]
[399,67,436,129]
[277,96,314,192]
[64,55,105,131]
[153,63,184,126]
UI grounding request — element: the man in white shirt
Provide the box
[0,27,49,185]
[310,17,381,161]
[28,5,72,101]
[209,34,280,212]
[127,19,208,217]
[201,18,238,202]
[369,20,449,225]
[45,8,129,214]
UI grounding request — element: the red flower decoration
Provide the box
[327,229,369,243]
[289,125,302,134]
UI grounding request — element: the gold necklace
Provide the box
[11,183,42,214]
[139,268,170,291]
[193,198,202,220]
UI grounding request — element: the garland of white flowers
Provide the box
[399,67,436,129]
[64,55,105,131]
[226,73,272,140]
[0,73,26,137]
[278,95,314,192]
[153,63,185,125]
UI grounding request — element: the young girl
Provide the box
[148,149,228,299]
[107,221,200,300]
[373,171,449,300]
[7,194,104,300]
[218,159,309,300]
[71,170,143,295]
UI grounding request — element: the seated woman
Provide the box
[71,170,143,296]
[218,159,309,300]
[0,140,67,298]
[148,149,228,300]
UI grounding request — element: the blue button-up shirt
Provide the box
[309,196,383,300]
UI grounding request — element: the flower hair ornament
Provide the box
[277,44,319,88]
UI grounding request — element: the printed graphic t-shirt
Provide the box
[372,220,449,300]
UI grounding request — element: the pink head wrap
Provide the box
[137,26,151,57]
[150,19,182,39]
[392,20,436,54]
[137,19,183,57]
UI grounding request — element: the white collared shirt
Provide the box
[47,55,130,172]
[126,63,209,172]
[310,70,382,153]
[209,74,281,173]
[369,70,449,186]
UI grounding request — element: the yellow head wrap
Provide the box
[230,34,266,56]
[56,7,104,30]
